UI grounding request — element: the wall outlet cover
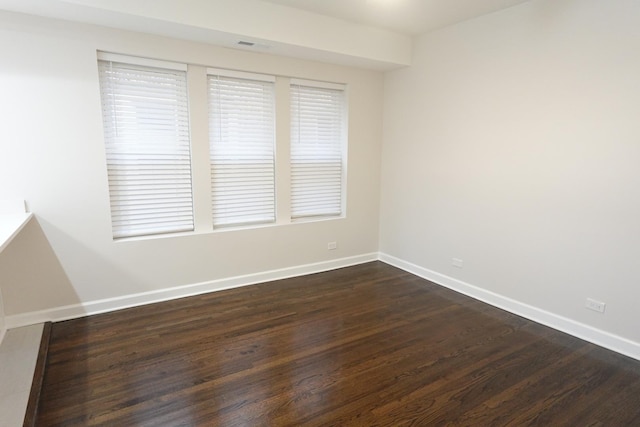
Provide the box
[586,298,606,313]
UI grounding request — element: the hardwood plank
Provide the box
[23,321,51,427]
[36,262,640,426]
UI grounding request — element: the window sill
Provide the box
[113,215,345,243]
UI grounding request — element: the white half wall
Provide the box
[0,11,384,318]
[380,0,640,353]
[0,200,31,344]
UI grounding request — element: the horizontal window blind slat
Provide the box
[290,166,342,172]
[111,218,194,227]
[212,187,275,195]
[212,205,274,215]
[108,182,192,189]
[109,198,193,207]
[212,211,273,219]
[290,186,341,193]
[108,179,192,186]
[212,189,274,196]
[213,210,274,219]
[110,214,194,224]
[111,218,194,229]
[109,193,192,201]
[111,208,193,218]
[112,222,193,238]
[107,170,192,177]
[99,58,194,238]
[108,174,192,180]
[212,169,274,176]
[106,160,192,166]
[210,197,274,206]
[110,213,191,221]
[211,178,275,186]
[113,225,193,239]
[211,174,274,181]
[213,218,274,228]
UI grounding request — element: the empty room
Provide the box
[1,0,639,425]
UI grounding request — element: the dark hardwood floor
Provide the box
[36,261,640,426]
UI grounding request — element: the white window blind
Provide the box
[208,69,276,227]
[290,80,346,219]
[98,54,194,239]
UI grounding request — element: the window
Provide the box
[208,70,276,227]
[98,53,194,239]
[290,80,346,219]
[98,53,349,239]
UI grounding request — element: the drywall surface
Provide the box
[381,0,640,345]
[0,11,383,317]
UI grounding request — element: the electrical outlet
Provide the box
[452,258,463,268]
[585,298,606,313]
[328,242,337,250]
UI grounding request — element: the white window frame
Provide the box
[290,79,347,220]
[97,52,194,239]
[207,68,276,228]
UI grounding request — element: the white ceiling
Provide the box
[261,0,532,36]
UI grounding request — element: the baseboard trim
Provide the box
[6,253,378,329]
[379,253,640,362]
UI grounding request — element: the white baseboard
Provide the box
[5,253,378,329]
[379,253,640,362]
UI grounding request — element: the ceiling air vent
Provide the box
[237,41,255,47]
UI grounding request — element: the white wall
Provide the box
[0,11,383,320]
[381,0,640,354]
